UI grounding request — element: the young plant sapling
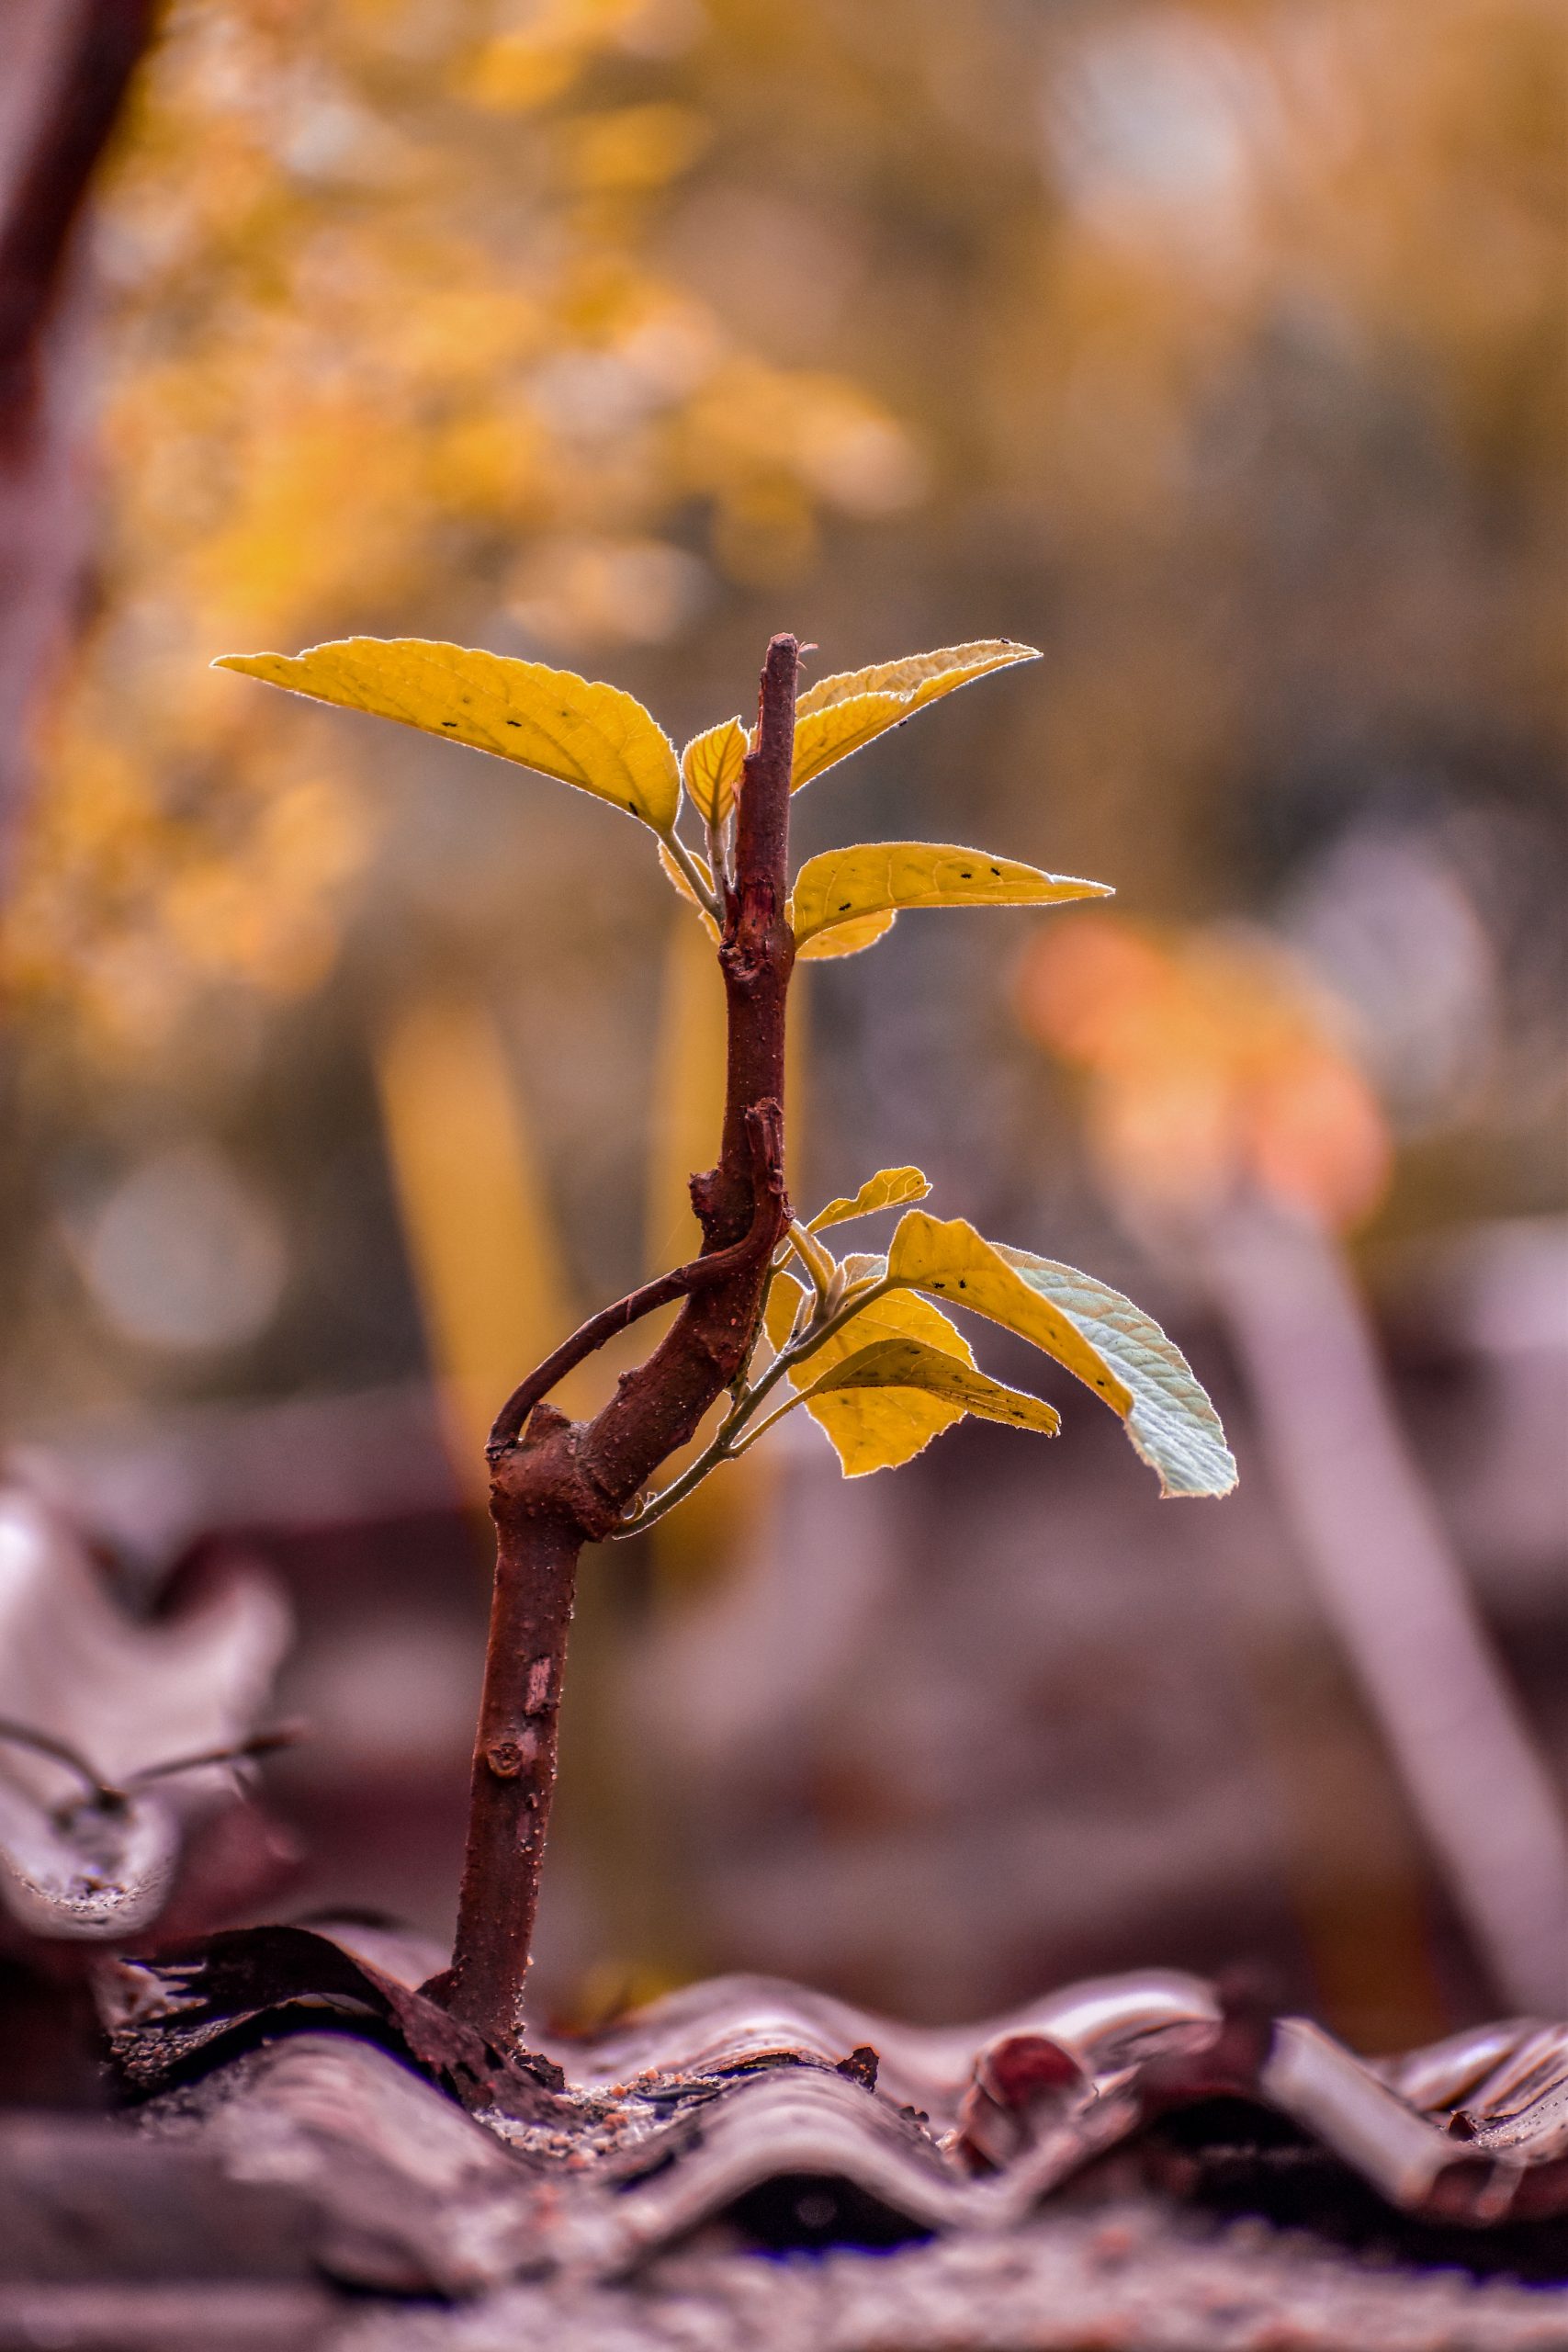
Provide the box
[218,629,1236,2052]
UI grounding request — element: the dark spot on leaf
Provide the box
[990,866,1001,876]
[442,719,457,727]
[960,870,973,879]
[506,718,522,727]
[958,1279,967,1288]
[840,901,852,911]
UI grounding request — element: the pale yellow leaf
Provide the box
[681,716,747,829]
[802,1338,1060,1474]
[795,909,897,961]
[215,638,681,833]
[886,1213,1236,1498]
[807,1167,931,1234]
[790,842,1111,950]
[765,1271,976,1474]
[792,639,1039,789]
[657,842,720,942]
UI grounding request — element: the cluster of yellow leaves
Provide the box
[1017,915,1393,1235]
[216,629,1104,964]
[209,625,1235,1494]
[764,1172,1234,1497]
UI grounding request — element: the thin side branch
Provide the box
[486,1105,784,1458]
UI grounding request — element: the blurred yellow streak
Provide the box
[375,996,579,1500]
[644,910,729,1277]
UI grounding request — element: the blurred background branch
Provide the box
[0,0,157,865]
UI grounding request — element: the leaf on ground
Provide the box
[765,1272,976,1474]
[807,1167,931,1234]
[658,842,720,941]
[0,1487,290,1939]
[792,640,1039,790]
[216,639,682,833]
[681,716,747,828]
[803,1338,1060,1473]
[790,843,1110,949]
[886,1213,1236,1498]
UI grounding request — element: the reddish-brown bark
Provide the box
[443,635,800,2048]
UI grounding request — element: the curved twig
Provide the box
[486,1102,786,1460]
[0,1717,115,1806]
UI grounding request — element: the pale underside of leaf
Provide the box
[766,1271,976,1474]
[789,843,1111,949]
[792,640,1040,790]
[795,908,897,961]
[216,638,682,833]
[658,842,720,941]
[807,1167,931,1234]
[681,716,747,828]
[886,1212,1236,1498]
[993,1242,1237,1498]
[802,1339,1060,1476]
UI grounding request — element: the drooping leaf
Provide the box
[790,843,1111,950]
[765,1269,977,1473]
[657,841,720,941]
[681,716,747,829]
[802,1338,1060,1475]
[807,1167,931,1234]
[886,1213,1236,1498]
[795,909,897,961]
[216,639,682,833]
[792,640,1039,790]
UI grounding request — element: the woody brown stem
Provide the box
[442,635,799,2049]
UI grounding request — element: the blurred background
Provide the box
[0,0,1563,2052]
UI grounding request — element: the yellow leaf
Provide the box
[803,1338,1060,1472]
[765,1270,976,1473]
[657,842,720,941]
[886,1213,1236,1498]
[681,716,747,829]
[792,639,1039,789]
[215,639,682,833]
[789,842,1111,950]
[795,910,897,962]
[807,1167,931,1234]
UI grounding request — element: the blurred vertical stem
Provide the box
[1207,1200,1568,2016]
[0,0,157,865]
[441,637,799,2049]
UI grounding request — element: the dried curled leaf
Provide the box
[0,1488,291,1938]
[216,639,682,833]
[792,640,1039,790]
[767,1269,977,1474]
[803,1338,1061,1468]
[807,1167,931,1234]
[790,843,1110,950]
[886,1213,1236,1498]
[681,716,747,828]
